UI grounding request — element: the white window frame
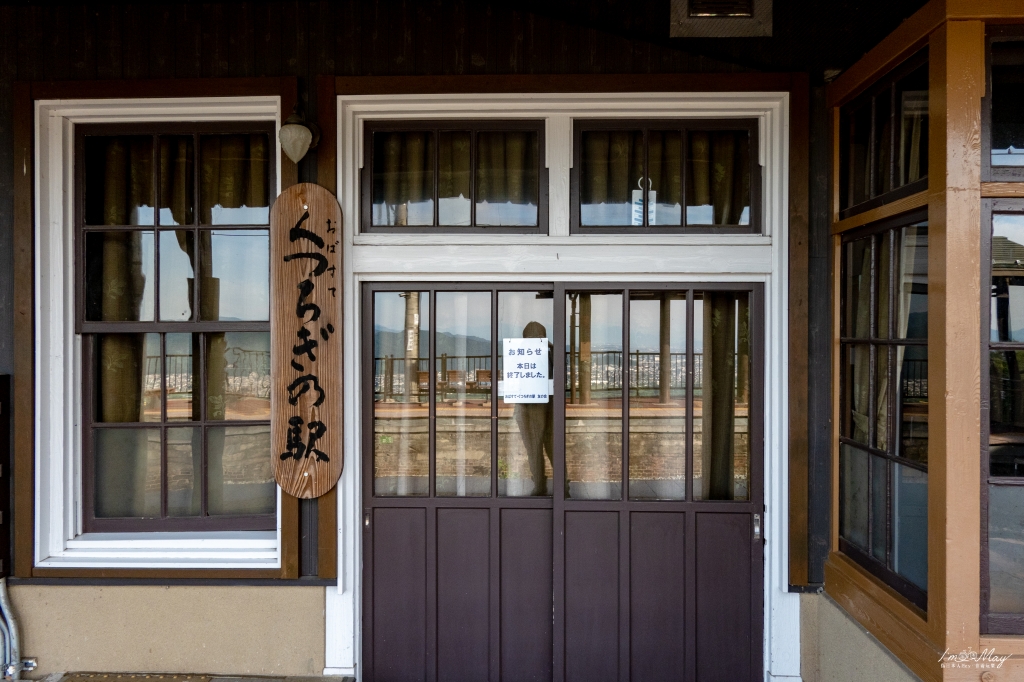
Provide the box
[34,97,283,569]
[325,92,801,680]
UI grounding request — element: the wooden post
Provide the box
[580,294,592,405]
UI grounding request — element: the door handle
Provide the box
[753,513,762,542]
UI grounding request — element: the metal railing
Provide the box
[144,349,271,398]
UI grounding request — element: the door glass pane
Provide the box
[897,223,928,339]
[207,424,275,515]
[207,332,270,420]
[846,344,871,445]
[374,291,430,496]
[896,63,928,186]
[198,134,271,225]
[372,131,436,226]
[629,292,686,500]
[897,345,928,464]
[580,131,644,225]
[875,345,890,451]
[870,453,887,561]
[166,426,201,517]
[84,136,155,226]
[565,292,623,499]
[159,229,195,321]
[841,444,869,550]
[165,333,198,421]
[158,135,195,226]
[990,349,1024,477]
[498,291,554,497]
[438,131,471,226]
[198,229,270,321]
[845,236,872,338]
[95,333,161,423]
[94,427,161,518]
[84,231,155,322]
[435,291,492,497]
[992,215,1024,342]
[648,131,683,226]
[991,41,1024,167]
[686,131,751,226]
[893,463,927,591]
[989,484,1024,612]
[693,291,750,500]
[476,131,539,226]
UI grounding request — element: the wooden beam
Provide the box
[981,181,1024,197]
[831,191,929,234]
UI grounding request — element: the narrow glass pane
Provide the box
[873,89,893,196]
[990,349,1024,477]
[198,229,270,321]
[896,62,928,186]
[648,131,683,226]
[845,236,872,339]
[498,291,554,497]
[693,291,751,500]
[897,222,928,339]
[84,136,155,226]
[844,104,871,208]
[629,292,686,500]
[93,427,161,518]
[476,131,539,226]
[840,443,869,550]
[84,231,155,322]
[374,291,430,496]
[989,484,1024,612]
[877,232,891,339]
[158,136,195,226]
[846,344,871,445]
[565,292,623,499]
[206,332,270,421]
[159,229,195,321]
[199,134,271,225]
[991,41,1024,167]
[372,131,436,226]
[435,291,492,497]
[893,463,927,591]
[870,453,888,561]
[207,425,275,515]
[686,131,751,226]
[166,426,201,517]
[875,346,890,451]
[165,333,199,421]
[438,131,471,226]
[95,333,160,423]
[897,345,928,464]
[992,215,1024,343]
[580,130,644,226]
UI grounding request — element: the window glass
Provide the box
[580,130,644,226]
[649,131,683,226]
[896,63,929,187]
[94,428,161,518]
[198,134,270,225]
[991,41,1024,167]
[199,230,270,321]
[989,484,1024,612]
[372,131,436,226]
[158,136,194,226]
[438,131,471,226]
[207,425,275,515]
[84,136,155,226]
[873,88,893,197]
[85,231,155,322]
[991,215,1024,342]
[686,131,750,226]
[476,131,539,226]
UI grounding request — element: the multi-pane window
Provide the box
[362,120,545,233]
[77,124,276,532]
[838,49,929,217]
[839,211,929,609]
[571,120,760,233]
[986,30,1024,180]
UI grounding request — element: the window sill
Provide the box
[36,531,279,569]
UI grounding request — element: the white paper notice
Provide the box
[502,337,549,403]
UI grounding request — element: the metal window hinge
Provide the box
[753,513,762,541]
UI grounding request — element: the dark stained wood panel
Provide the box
[564,511,619,682]
[500,508,553,682]
[373,507,428,682]
[436,508,491,682]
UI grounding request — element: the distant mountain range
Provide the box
[374,327,490,358]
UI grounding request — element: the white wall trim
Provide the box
[330,91,801,681]
[34,96,284,569]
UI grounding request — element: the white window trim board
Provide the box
[34,96,284,569]
[328,92,801,679]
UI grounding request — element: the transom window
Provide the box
[76,123,276,532]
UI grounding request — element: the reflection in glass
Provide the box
[207,425,275,515]
[565,292,623,499]
[845,236,872,338]
[877,231,891,338]
[896,63,928,186]
[498,292,554,497]
[438,131,471,225]
[686,131,750,225]
[476,131,539,226]
[897,345,928,463]
[165,333,198,421]
[159,136,195,226]
[847,345,870,444]
[693,291,750,500]
[989,484,1024,612]
[85,231,155,322]
[160,230,194,321]
[897,223,928,339]
[435,291,492,497]
[94,427,161,518]
[374,291,430,496]
[991,41,1024,167]
[95,333,160,423]
[648,131,683,226]
[166,426,200,517]
[372,131,436,226]
[894,463,927,590]
[842,104,871,209]
[992,215,1024,342]
[580,130,644,225]
[629,292,686,499]
[841,444,869,550]
[875,346,890,451]
[199,134,270,225]
[870,454,887,561]
[206,332,270,421]
[84,136,155,225]
[990,350,1024,477]
[873,88,892,196]
[199,230,269,321]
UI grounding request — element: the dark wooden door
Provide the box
[363,283,764,682]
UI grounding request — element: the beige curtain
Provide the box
[689,131,750,225]
[581,131,644,206]
[850,241,872,444]
[438,132,471,202]
[648,132,683,208]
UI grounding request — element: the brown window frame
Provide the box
[569,118,762,235]
[837,49,929,220]
[75,121,277,534]
[838,208,929,611]
[360,119,548,235]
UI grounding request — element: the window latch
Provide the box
[753,513,762,542]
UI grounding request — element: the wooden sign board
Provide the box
[271,183,343,498]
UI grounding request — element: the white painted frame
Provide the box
[34,97,284,569]
[327,92,801,681]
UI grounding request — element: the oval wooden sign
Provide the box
[271,183,343,498]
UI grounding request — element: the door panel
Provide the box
[372,508,427,682]
[564,511,620,682]
[500,508,553,682]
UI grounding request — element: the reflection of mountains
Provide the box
[165,331,269,355]
[375,327,490,358]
